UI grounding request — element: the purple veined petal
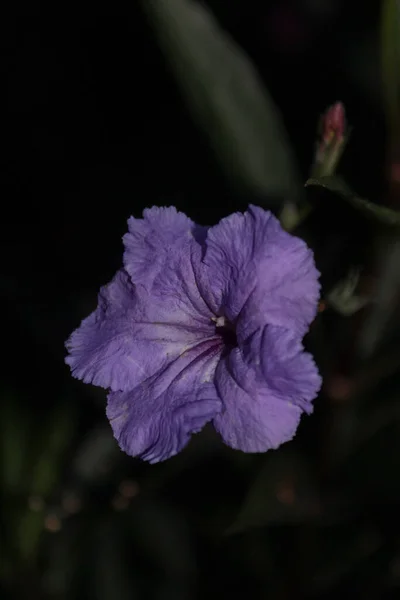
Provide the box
[124,206,213,323]
[202,205,320,336]
[65,270,140,391]
[242,325,321,414]
[65,269,216,393]
[123,205,207,289]
[106,339,223,463]
[213,326,321,453]
[123,206,194,286]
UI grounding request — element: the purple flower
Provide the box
[65,206,321,463]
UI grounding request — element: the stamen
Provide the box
[212,315,237,348]
[212,316,226,328]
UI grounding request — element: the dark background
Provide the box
[3,2,400,599]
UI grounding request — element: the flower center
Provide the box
[212,316,238,348]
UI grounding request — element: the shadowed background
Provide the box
[3,2,400,599]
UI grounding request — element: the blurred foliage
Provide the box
[306,176,400,227]
[381,0,400,131]
[2,1,400,599]
[141,0,301,204]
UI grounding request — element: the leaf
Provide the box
[141,0,300,201]
[29,400,75,497]
[93,519,137,600]
[15,400,76,562]
[308,523,383,595]
[356,237,400,358]
[16,511,44,563]
[0,391,30,493]
[227,448,320,534]
[305,175,400,227]
[42,519,81,598]
[326,267,371,316]
[381,0,400,129]
[306,176,400,356]
[128,500,196,584]
[71,425,121,485]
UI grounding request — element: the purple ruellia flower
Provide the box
[65,206,321,463]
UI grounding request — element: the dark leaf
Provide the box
[381,0,400,128]
[141,0,300,202]
[227,448,320,534]
[306,176,400,227]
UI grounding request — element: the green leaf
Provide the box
[326,267,370,317]
[15,400,76,562]
[227,448,320,534]
[93,519,136,600]
[305,175,400,227]
[16,511,45,563]
[306,177,400,357]
[356,237,400,358]
[29,400,75,497]
[0,391,30,493]
[381,0,400,129]
[141,0,300,201]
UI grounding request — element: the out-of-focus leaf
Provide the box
[335,414,400,506]
[93,519,137,600]
[0,391,30,493]
[16,400,75,561]
[342,35,382,110]
[42,518,80,599]
[141,0,300,201]
[356,237,400,358]
[130,501,196,600]
[308,523,383,595]
[72,425,121,485]
[227,448,320,534]
[381,0,400,128]
[327,267,371,316]
[16,511,44,563]
[306,175,400,226]
[137,425,227,498]
[336,401,400,467]
[306,177,400,356]
[29,400,75,497]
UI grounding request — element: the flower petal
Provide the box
[66,207,217,393]
[123,206,206,288]
[65,269,215,392]
[213,327,321,452]
[65,270,142,391]
[243,325,321,413]
[203,205,320,336]
[124,206,213,324]
[106,340,222,463]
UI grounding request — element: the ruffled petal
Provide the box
[202,205,320,336]
[243,325,321,413]
[66,270,143,391]
[123,206,192,284]
[213,326,321,453]
[106,340,222,463]
[65,269,215,393]
[66,207,217,394]
[124,206,213,323]
[123,206,205,288]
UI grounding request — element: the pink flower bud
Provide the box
[314,102,347,175]
[321,101,346,147]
